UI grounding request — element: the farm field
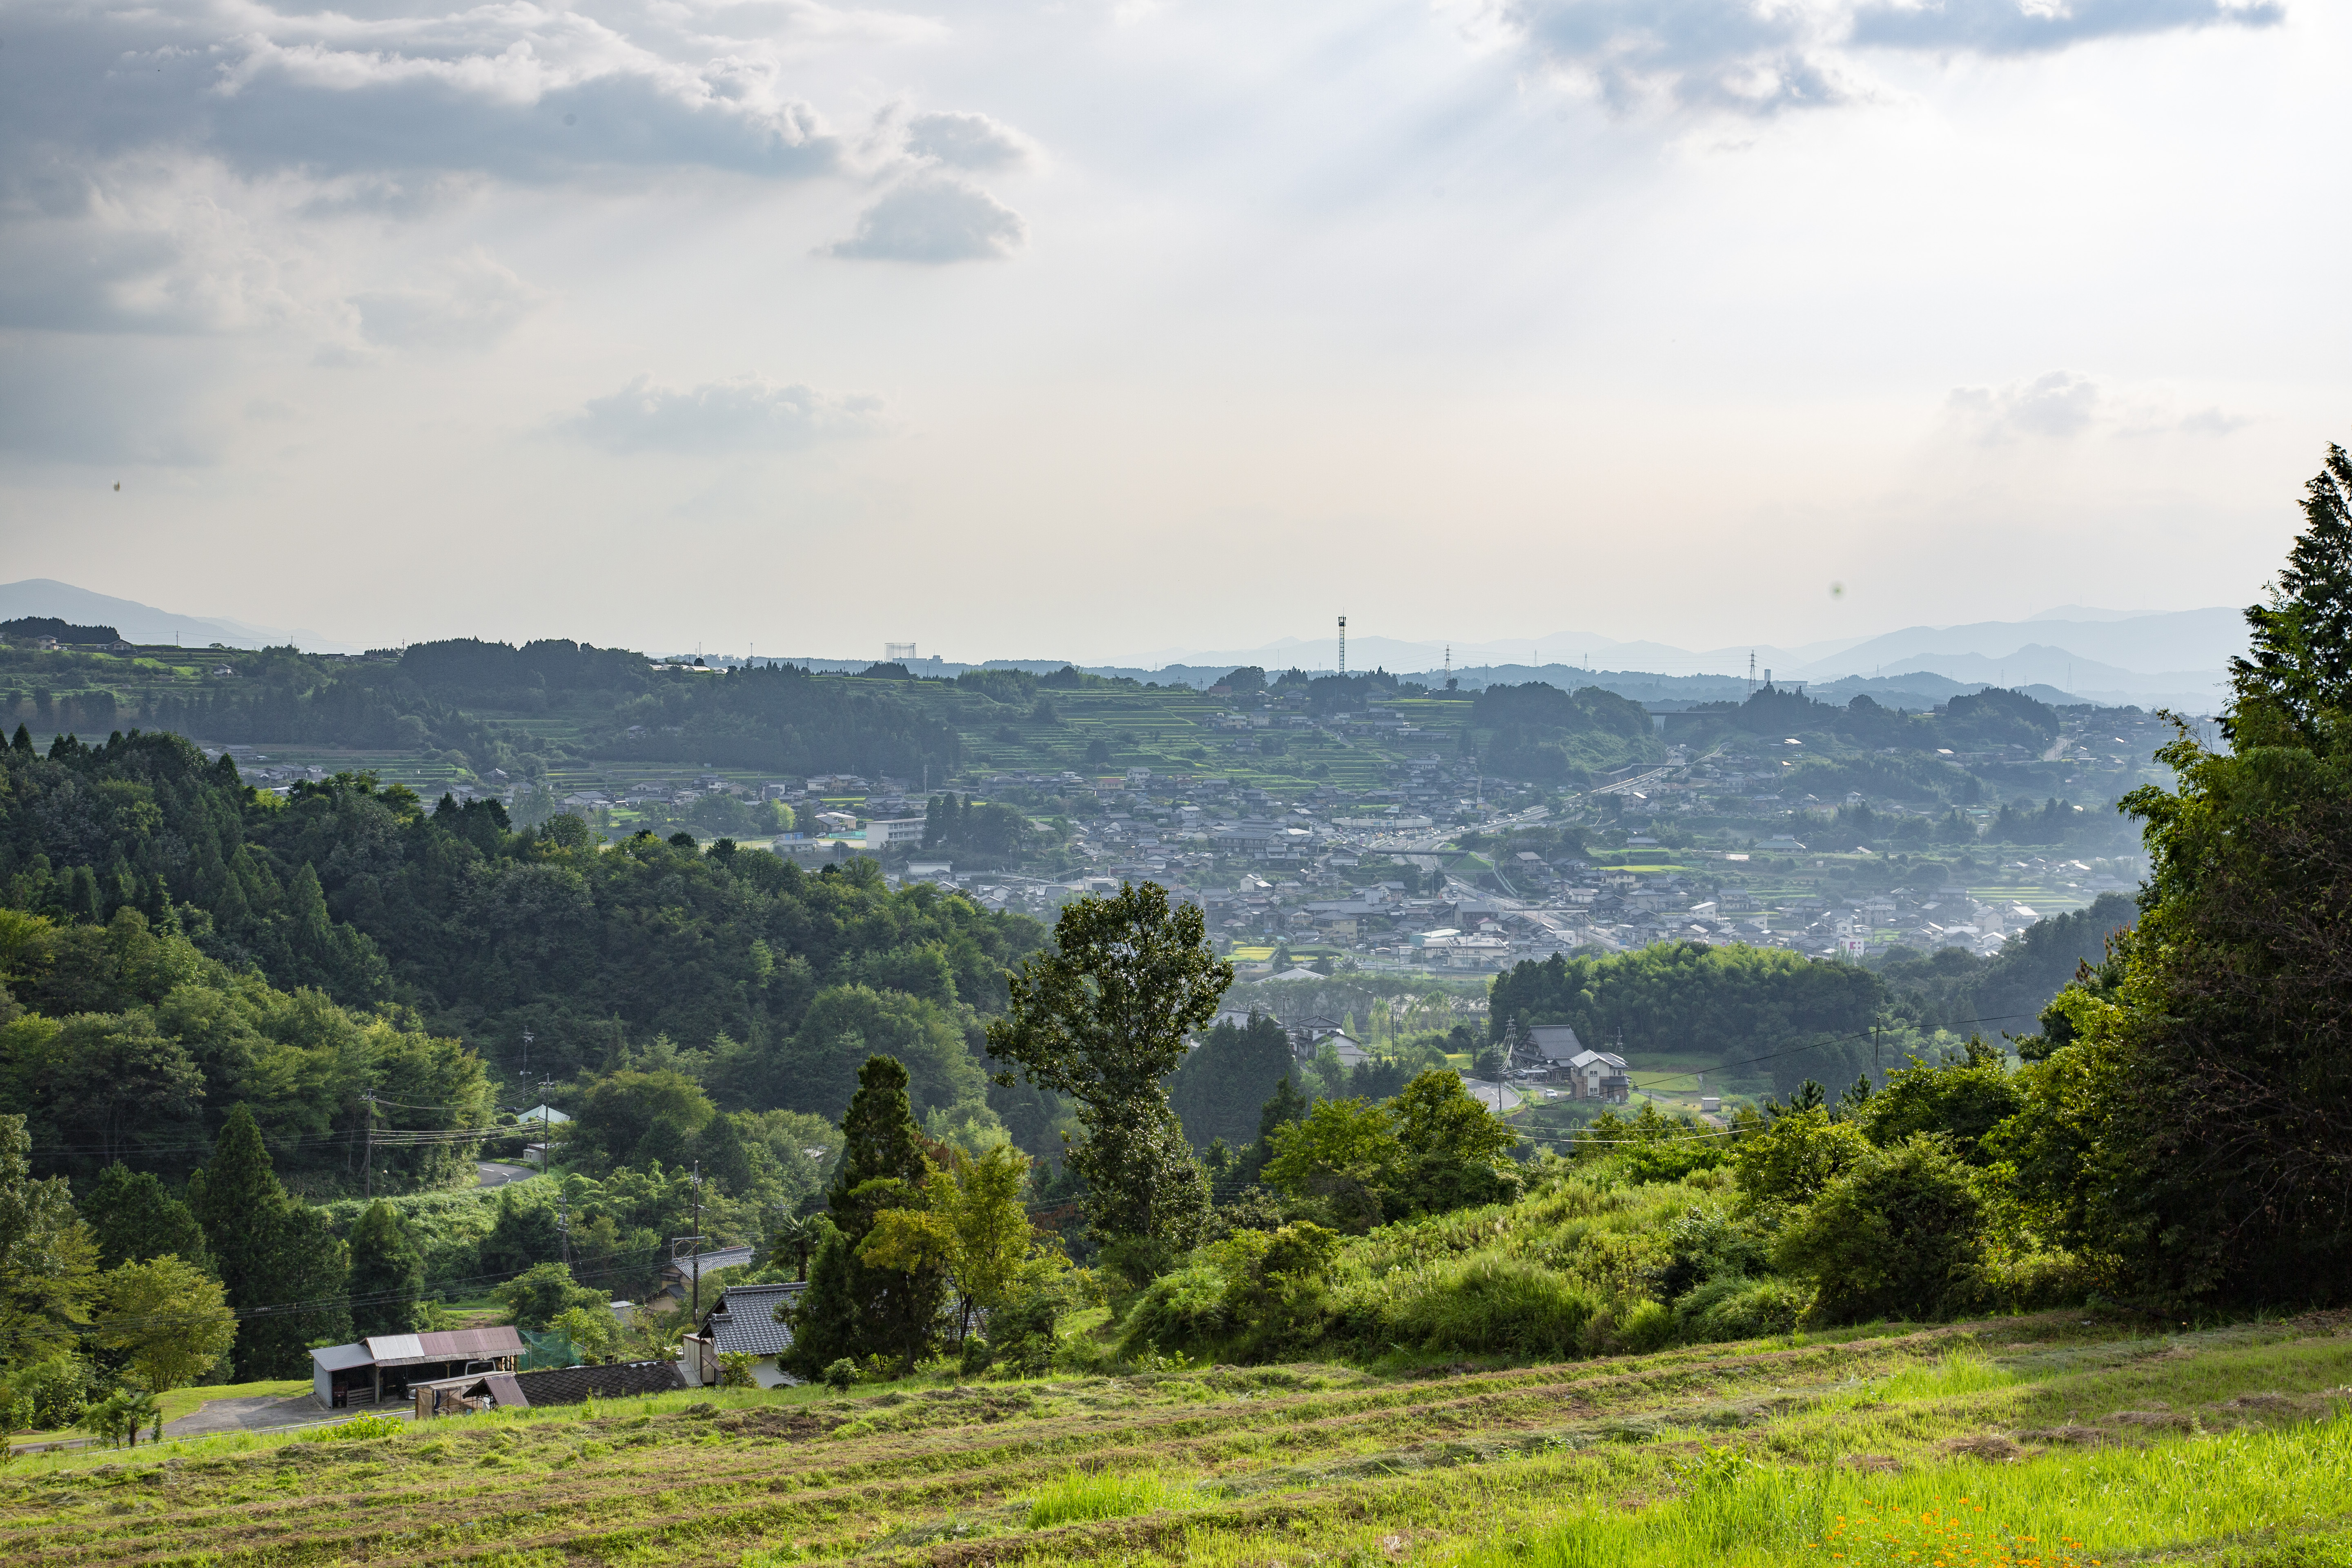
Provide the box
[9,1312,2352,1568]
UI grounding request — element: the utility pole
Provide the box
[690,1162,704,1320]
[361,1089,375,1200]
[520,1027,535,1080]
[540,1077,557,1172]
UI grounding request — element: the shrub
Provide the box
[302,1413,402,1442]
[1678,1276,1808,1342]
[1775,1135,1987,1322]
[984,1290,1060,1376]
[3,1358,92,1430]
[1118,1262,1231,1359]
[715,1352,758,1389]
[1733,1107,1871,1211]
[822,1358,858,1391]
[1653,1207,1768,1301]
[1615,1298,1678,1353]
[1386,1255,1598,1357]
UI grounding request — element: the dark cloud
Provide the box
[825,174,1027,263]
[564,374,885,453]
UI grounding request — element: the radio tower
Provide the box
[1337,615,1347,675]
[1443,645,1451,684]
[1748,650,1757,696]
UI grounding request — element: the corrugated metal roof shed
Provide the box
[362,1327,525,1367]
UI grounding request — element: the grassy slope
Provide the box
[8,1314,2350,1568]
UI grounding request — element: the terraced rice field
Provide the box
[9,1312,2352,1568]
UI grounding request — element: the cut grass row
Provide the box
[6,1313,2348,1568]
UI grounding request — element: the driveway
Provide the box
[164,1392,390,1438]
[476,1161,536,1187]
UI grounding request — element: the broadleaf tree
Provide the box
[986,882,1231,1280]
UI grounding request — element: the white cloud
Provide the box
[1485,0,2282,116]
[353,250,543,349]
[825,173,1028,263]
[904,111,1036,172]
[1948,371,2100,440]
[564,374,885,452]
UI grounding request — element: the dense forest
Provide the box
[1486,893,2137,1097]
[119,638,962,782]
[1471,682,1663,784]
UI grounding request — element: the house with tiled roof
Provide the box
[682,1281,807,1389]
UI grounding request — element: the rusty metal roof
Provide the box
[362,1326,524,1367]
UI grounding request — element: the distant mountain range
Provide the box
[0,579,363,654]
[1115,606,2243,713]
[3,577,2240,714]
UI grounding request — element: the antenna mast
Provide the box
[1337,615,1347,675]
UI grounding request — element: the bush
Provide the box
[1118,1262,1231,1359]
[822,1358,858,1391]
[1774,1135,1987,1322]
[1653,1207,1768,1302]
[1677,1276,1808,1342]
[3,1358,92,1430]
[1614,1298,1677,1353]
[715,1352,758,1389]
[1385,1255,1598,1357]
[984,1290,1061,1376]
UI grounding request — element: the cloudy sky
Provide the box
[0,0,2341,662]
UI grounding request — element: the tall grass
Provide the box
[1448,1412,2352,1568]
[1028,1469,1191,1528]
[1878,1350,2019,1402]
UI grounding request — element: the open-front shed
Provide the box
[310,1327,526,1408]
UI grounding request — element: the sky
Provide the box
[1,0,2343,664]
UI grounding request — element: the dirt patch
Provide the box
[712,1407,837,1441]
[2218,1393,2297,1411]
[2105,1409,2198,1430]
[1942,1434,2024,1462]
[2017,1425,2105,1446]
[1842,1454,1902,1474]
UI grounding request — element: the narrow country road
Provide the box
[476,1161,536,1187]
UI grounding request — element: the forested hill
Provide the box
[133,638,962,782]
[1486,891,2137,1096]
[0,727,1051,1175]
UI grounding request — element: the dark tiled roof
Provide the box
[704,1282,805,1358]
[510,1359,686,1407]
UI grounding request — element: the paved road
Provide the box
[477,1161,536,1187]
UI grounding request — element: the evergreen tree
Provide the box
[191,1106,349,1375]
[696,1111,757,1196]
[2229,441,2352,751]
[81,1163,209,1273]
[780,1056,947,1376]
[1169,1013,1296,1154]
[346,1201,425,1337]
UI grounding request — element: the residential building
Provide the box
[682,1281,807,1389]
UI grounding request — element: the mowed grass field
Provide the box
[9,1313,2352,1568]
